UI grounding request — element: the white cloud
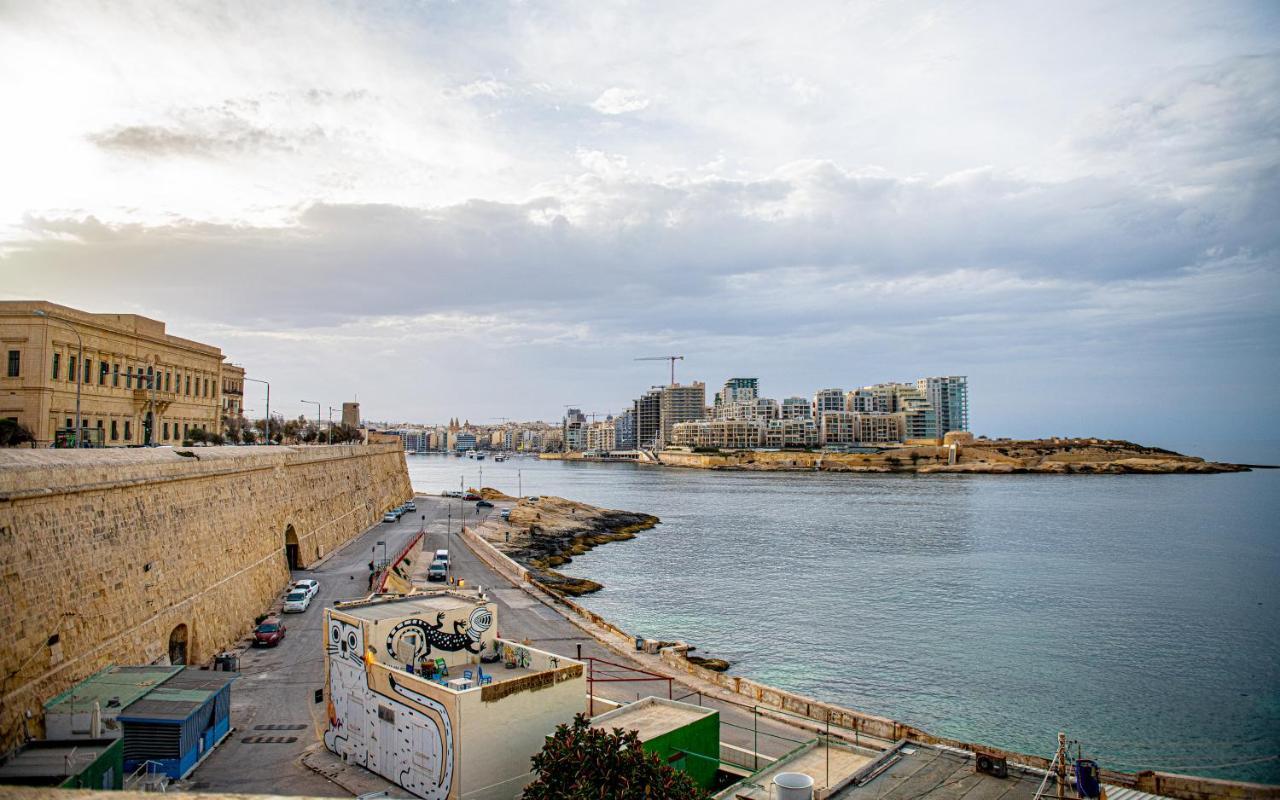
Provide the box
[590,87,651,115]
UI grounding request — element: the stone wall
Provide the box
[0,444,411,750]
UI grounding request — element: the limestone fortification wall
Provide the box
[0,444,411,750]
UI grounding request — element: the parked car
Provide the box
[254,618,286,646]
[476,499,494,509]
[283,590,312,613]
[382,512,397,523]
[405,500,417,511]
[291,579,319,599]
[526,496,540,502]
[427,561,447,582]
[463,492,481,501]
[500,509,510,521]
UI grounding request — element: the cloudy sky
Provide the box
[1,1,1276,456]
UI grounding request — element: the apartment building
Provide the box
[671,419,764,450]
[917,375,969,434]
[613,409,636,450]
[812,388,844,420]
[0,301,238,447]
[633,389,662,450]
[714,377,758,406]
[586,419,616,451]
[780,396,812,419]
[660,382,706,448]
[764,418,819,448]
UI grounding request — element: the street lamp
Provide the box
[301,400,321,444]
[33,310,82,447]
[244,377,270,445]
[328,406,339,445]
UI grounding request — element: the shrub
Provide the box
[523,714,707,800]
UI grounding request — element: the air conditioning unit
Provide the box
[974,752,1008,779]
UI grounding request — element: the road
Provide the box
[188,493,834,795]
[185,500,440,795]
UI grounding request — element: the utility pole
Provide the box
[244,377,270,444]
[301,400,321,444]
[328,406,338,444]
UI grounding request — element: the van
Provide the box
[433,549,449,566]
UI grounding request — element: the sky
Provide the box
[1,1,1277,456]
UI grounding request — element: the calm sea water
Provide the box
[407,454,1280,783]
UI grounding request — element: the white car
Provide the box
[282,590,312,613]
[291,579,319,599]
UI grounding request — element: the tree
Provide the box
[0,419,35,447]
[522,714,707,800]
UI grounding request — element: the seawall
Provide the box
[456,519,1278,800]
[0,444,411,750]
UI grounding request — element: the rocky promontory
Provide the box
[468,493,658,595]
[656,437,1249,475]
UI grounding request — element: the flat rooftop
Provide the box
[831,743,1054,800]
[44,666,181,714]
[338,590,483,621]
[591,698,715,742]
[725,740,874,800]
[0,740,116,784]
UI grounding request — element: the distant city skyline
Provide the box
[1,2,1276,458]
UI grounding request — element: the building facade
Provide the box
[780,396,812,420]
[633,388,662,450]
[342,402,360,428]
[917,376,969,434]
[658,382,706,448]
[0,301,237,447]
[812,388,844,420]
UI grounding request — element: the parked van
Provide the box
[433,549,449,566]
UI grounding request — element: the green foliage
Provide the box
[0,419,35,447]
[523,714,708,800]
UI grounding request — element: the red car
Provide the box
[254,618,286,646]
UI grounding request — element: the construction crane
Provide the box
[635,355,684,386]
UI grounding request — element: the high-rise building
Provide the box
[715,377,758,406]
[0,300,238,447]
[917,376,969,434]
[613,409,636,450]
[659,382,706,448]
[633,389,662,450]
[562,408,587,451]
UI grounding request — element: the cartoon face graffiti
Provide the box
[323,612,455,800]
[323,617,367,764]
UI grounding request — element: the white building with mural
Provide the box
[323,591,586,800]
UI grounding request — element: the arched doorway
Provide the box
[284,525,300,570]
[168,624,188,665]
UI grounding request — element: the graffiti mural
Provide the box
[386,606,494,661]
[324,615,455,800]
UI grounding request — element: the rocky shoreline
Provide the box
[655,437,1250,475]
[471,491,658,596]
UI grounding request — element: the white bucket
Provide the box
[772,771,815,800]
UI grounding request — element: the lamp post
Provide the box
[301,400,320,444]
[33,310,82,447]
[328,406,339,445]
[244,377,270,444]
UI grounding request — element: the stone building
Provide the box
[220,363,245,419]
[342,401,360,428]
[0,301,243,447]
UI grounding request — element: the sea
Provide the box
[405,451,1280,783]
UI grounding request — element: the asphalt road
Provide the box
[185,500,440,795]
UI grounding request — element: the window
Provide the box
[183,423,189,436]
[52,352,61,380]
[68,356,76,382]
[110,420,118,441]
[99,361,108,385]
[6,350,18,377]
[146,366,153,387]
[83,358,91,383]
[165,371,171,392]
[124,420,131,441]
[113,364,120,387]
[126,367,133,389]
[185,375,191,395]
[65,418,72,429]
[164,422,170,440]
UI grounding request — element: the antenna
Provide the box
[634,355,685,386]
